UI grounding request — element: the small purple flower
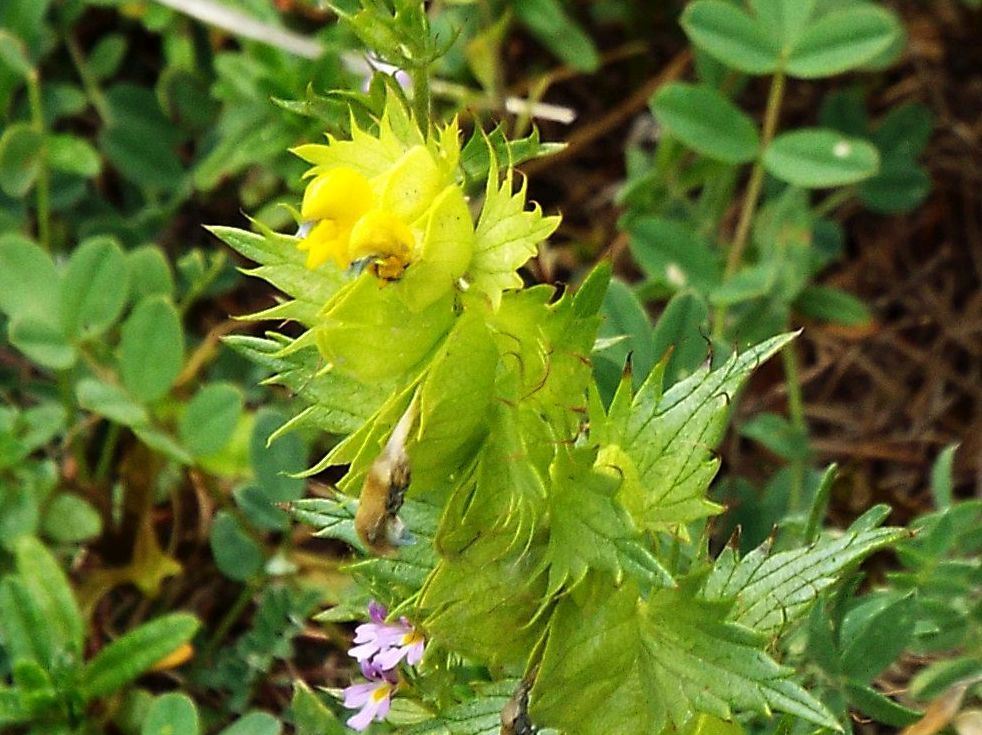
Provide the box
[343,660,398,731]
[373,626,425,669]
[347,601,426,670]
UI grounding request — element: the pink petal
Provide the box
[406,640,425,666]
[373,645,406,671]
[346,703,376,731]
[342,682,377,708]
[348,641,382,661]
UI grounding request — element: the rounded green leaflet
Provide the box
[127,244,176,300]
[41,493,103,543]
[61,235,130,339]
[681,0,780,75]
[859,161,931,214]
[250,408,305,503]
[210,510,264,582]
[217,712,282,735]
[0,234,60,321]
[9,314,76,370]
[120,296,184,402]
[46,134,101,178]
[748,0,817,50]
[786,6,902,79]
[763,129,879,188]
[76,378,148,427]
[652,83,760,164]
[180,382,243,458]
[142,693,200,735]
[0,123,43,198]
[0,30,33,78]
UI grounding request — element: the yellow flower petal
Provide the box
[301,167,374,223]
[349,209,415,280]
[299,219,348,269]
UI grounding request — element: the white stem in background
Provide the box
[153,0,324,58]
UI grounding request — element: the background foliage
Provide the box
[0,0,979,733]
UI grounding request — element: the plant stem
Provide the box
[781,340,807,514]
[411,65,431,136]
[27,71,50,252]
[65,34,111,123]
[203,580,258,662]
[94,423,122,483]
[713,71,786,340]
[813,186,854,218]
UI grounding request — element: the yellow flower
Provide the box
[292,95,474,310]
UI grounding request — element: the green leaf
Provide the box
[681,1,780,75]
[0,122,42,197]
[858,159,931,214]
[627,216,723,294]
[650,289,711,386]
[652,83,760,164]
[120,296,184,402]
[8,314,76,369]
[77,378,148,427]
[180,383,243,458]
[839,592,916,682]
[596,278,656,391]
[127,244,176,300]
[412,312,497,489]
[468,162,560,309]
[0,234,59,321]
[872,103,934,159]
[0,577,53,667]
[289,681,346,735]
[47,134,101,177]
[12,535,84,661]
[133,426,193,464]
[930,443,958,511]
[0,685,28,727]
[701,525,904,636]
[0,30,33,78]
[546,446,672,594]
[739,412,810,461]
[786,6,902,78]
[402,680,522,735]
[41,493,102,542]
[142,693,200,735]
[710,262,778,307]
[513,0,599,72]
[88,34,127,80]
[794,284,872,326]
[764,129,879,188]
[423,531,548,669]
[61,235,129,339]
[250,409,306,502]
[844,682,921,727]
[210,510,264,582]
[218,712,281,735]
[459,125,562,191]
[81,613,199,700]
[606,333,795,530]
[749,0,817,49]
[531,580,838,733]
[99,84,184,193]
[234,485,290,532]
